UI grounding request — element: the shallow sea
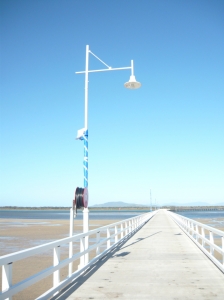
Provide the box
[0,209,224,221]
[175,211,224,229]
[0,209,147,220]
[176,210,224,219]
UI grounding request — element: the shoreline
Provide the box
[1,206,224,211]
[1,206,151,211]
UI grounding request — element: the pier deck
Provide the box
[55,210,224,299]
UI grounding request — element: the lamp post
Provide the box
[75,45,141,265]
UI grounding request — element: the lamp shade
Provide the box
[124,75,141,89]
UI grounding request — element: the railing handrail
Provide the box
[1,210,158,299]
[168,211,224,237]
[167,211,224,274]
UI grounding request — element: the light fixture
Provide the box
[124,60,141,89]
[124,75,141,89]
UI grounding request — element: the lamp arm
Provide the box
[76,66,132,74]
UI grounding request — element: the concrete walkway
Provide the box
[55,210,224,299]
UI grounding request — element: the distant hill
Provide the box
[91,201,147,208]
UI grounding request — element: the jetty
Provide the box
[1,210,224,299]
[56,210,224,299]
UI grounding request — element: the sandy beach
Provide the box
[197,218,224,232]
[1,216,224,299]
[0,218,121,299]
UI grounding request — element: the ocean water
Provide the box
[1,209,224,221]
[175,210,224,229]
[0,209,148,220]
[176,210,224,220]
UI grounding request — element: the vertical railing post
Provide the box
[107,228,111,249]
[201,227,205,248]
[209,231,214,255]
[193,223,196,239]
[196,224,199,242]
[115,225,118,244]
[2,263,12,300]
[181,218,184,229]
[80,237,85,268]
[121,223,123,239]
[222,236,224,265]
[191,222,194,237]
[180,217,183,229]
[184,219,186,231]
[189,221,192,233]
[125,221,128,236]
[96,231,100,256]
[53,246,60,288]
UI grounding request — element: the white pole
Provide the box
[69,208,73,276]
[85,45,89,129]
[83,208,89,264]
[84,45,89,264]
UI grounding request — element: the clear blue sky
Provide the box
[1,0,223,207]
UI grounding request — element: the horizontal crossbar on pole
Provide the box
[76,66,131,74]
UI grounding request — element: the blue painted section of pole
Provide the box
[83,130,88,188]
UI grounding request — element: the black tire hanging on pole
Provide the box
[75,187,84,209]
[74,187,88,209]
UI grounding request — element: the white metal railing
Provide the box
[0,211,157,300]
[167,211,224,273]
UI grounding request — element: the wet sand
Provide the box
[0,217,224,299]
[196,217,224,232]
[0,218,121,299]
